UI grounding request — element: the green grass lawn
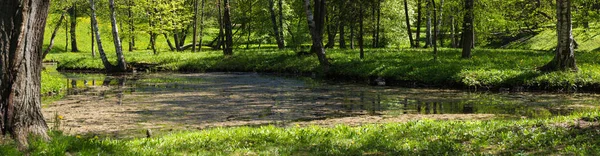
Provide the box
[46,48,600,91]
[2,111,600,155]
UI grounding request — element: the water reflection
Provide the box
[60,72,599,119]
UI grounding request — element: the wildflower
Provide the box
[57,115,64,120]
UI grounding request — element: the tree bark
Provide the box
[461,0,474,58]
[192,0,199,52]
[223,0,233,56]
[278,0,285,47]
[432,0,438,61]
[90,0,117,71]
[109,0,127,71]
[68,6,79,52]
[199,0,206,51]
[450,15,456,48]
[43,11,66,59]
[359,4,365,59]
[304,0,329,70]
[375,0,381,48]
[424,0,432,48]
[216,0,224,50]
[403,0,415,48]
[91,17,95,57]
[540,0,578,72]
[350,22,355,49]
[415,0,422,47]
[269,0,284,49]
[128,0,135,52]
[0,0,51,148]
[436,0,444,47]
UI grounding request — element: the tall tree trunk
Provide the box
[91,17,95,57]
[90,0,117,71]
[338,0,346,49]
[192,0,199,52]
[216,0,224,49]
[450,15,456,48]
[199,0,206,51]
[432,0,438,61]
[350,22,355,49]
[325,13,337,49]
[436,0,444,47]
[461,0,474,58]
[304,0,329,70]
[43,11,66,59]
[164,33,175,51]
[339,22,346,49]
[375,0,381,48]
[223,0,233,56]
[68,6,79,52]
[403,0,415,48]
[278,0,285,47]
[0,0,51,148]
[424,1,432,48]
[269,0,284,49]
[109,0,127,71]
[128,0,135,52]
[359,4,365,59]
[540,0,578,72]
[415,0,422,47]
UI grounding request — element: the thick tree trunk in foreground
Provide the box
[403,0,415,48]
[109,0,127,71]
[304,0,329,70]
[461,0,474,58]
[0,0,50,148]
[68,6,79,52]
[540,0,578,72]
[43,11,67,59]
[223,0,233,56]
[269,0,284,49]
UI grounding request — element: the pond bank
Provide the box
[45,48,600,93]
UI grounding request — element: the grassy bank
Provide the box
[41,66,67,103]
[46,48,600,91]
[2,111,600,155]
[504,27,600,52]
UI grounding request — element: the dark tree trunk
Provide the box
[375,0,381,48]
[91,17,95,57]
[269,0,284,49]
[350,22,355,49]
[338,0,346,49]
[403,0,415,48]
[339,22,346,49]
[0,0,51,148]
[436,0,444,47]
[432,0,438,61]
[278,0,285,47]
[461,0,474,58]
[325,12,337,49]
[199,0,206,51]
[540,0,578,72]
[424,1,432,48]
[216,0,224,50]
[68,6,79,52]
[90,0,117,71]
[164,33,175,51]
[359,4,365,59]
[109,0,127,71]
[415,0,422,47]
[304,0,329,70]
[128,0,135,52]
[43,11,66,59]
[223,0,233,56]
[450,15,456,48]
[192,0,199,52]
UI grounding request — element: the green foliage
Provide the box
[41,66,68,103]
[3,112,600,155]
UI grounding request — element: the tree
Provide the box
[223,0,233,56]
[109,0,127,71]
[0,0,51,148]
[44,11,67,59]
[269,0,285,49]
[304,0,330,70]
[193,0,199,52]
[403,0,415,47]
[359,3,365,59]
[461,0,474,58]
[67,5,80,52]
[540,0,578,72]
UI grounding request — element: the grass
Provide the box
[1,111,600,155]
[504,26,600,52]
[46,48,600,91]
[41,66,67,103]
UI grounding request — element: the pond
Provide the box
[43,71,600,135]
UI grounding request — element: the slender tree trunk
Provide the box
[164,33,175,51]
[424,1,432,48]
[339,22,346,49]
[128,0,135,52]
[540,0,578,72]
[403,0,415,48]
[43,11,66,59]
[375,0,381,48]
[371,2,376,48]
[325,15,337,48]
[109,0,127,71]
[450,15,456,48]
[199,0,206,51]
[216,0,224,49]
[350,22,355,49]
[223,0,233,56]
[359,4,365,59]
[278,0,285,47]
[90,0,116,71]
[91,17,95,57]
[0,0,51,148]
[68,6,79,52]
[269,0,284,49]
[192,0,199,52]
[432,0,438,61]
[304,0,329,70]
[436,0,444,47]
[415,0,422,47]
[461,0,474,58]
